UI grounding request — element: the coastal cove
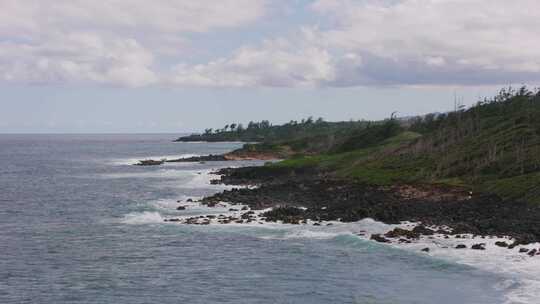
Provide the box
[149,150,540,304]
[4,2,540,303]
[0,134,522,304]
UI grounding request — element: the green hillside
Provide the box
[175,118,370,143]
[263,87,540,203]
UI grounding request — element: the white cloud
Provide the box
[165,0,540,87]
[0,0,266,35]
[309,0,540,85]
[169,38,336,87]
[0,32,157,86]
[0,0,267,87]
[1,0,540,88]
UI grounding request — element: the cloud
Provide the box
[1,0,540,88]
[165,0,540,88]
[0,0,267,86]
[169,38,336,87]
[0,32,157,87]
[309,0,540,85]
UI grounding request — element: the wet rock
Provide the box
[370,234,391,243]
[398,238,412,244]
[385,227,419,239]
[412,225,435,236]
[513,234,536,246]
[186,198,193,203]
[166,154,227,163]
[455,244,467,249]
[241,206,249,211]
[519,248,529,253]
[135,159,165,166]
[176,206,187,210]
[313,223,321,226]
[528,249,537,257]
[471,243,486,250]
[262,206,305,224]
[495,241,509,248]
[421,247,430,252]
[200,165,540,244]
[241,213,253,219]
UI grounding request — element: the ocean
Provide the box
[0,134,525,303]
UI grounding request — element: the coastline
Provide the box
[201,165,540,246]
[124,145,540,303]
[135,150,540,248]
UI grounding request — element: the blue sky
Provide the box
[1,0,539,133]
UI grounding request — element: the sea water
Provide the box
[0,134,523,303]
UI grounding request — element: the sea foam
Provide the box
[121,211,164,224]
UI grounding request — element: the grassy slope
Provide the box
[265,88,540,204]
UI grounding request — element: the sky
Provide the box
[1,0,539,133]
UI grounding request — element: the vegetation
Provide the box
[175,117,370,143]
[270,87,540,203]
[183,87,540,204]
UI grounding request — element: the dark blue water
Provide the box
[0,134,507,303]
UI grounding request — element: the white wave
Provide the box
[289,219,540,304]
[168,214,538,303]
[120,211,164,224]
[98,168,194,179]
[388,232,540,304]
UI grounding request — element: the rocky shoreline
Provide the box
[134,151,280,166]
[197,165,540,252]
[136,151,540,256]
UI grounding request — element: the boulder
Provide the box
[455,244,467,249]
[135,159,165,166]
[471,243,486,250]
[495,241,509,248]
[412,225,435,236]
[385,227,419,239]
[370,234,391,243]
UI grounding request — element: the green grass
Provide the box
[271,131,426,185]
[481,172,540,203]
[241,88,540,204]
